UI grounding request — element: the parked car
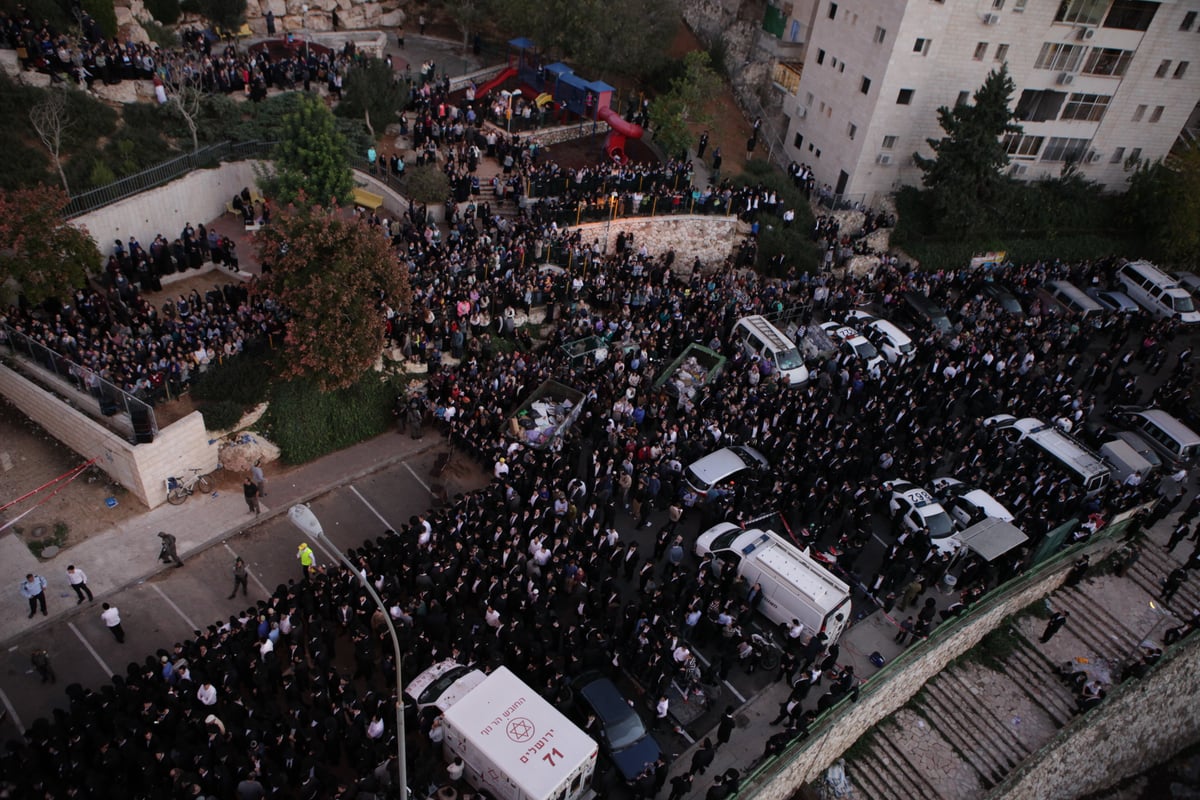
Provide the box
[898,290,953,334]
[1175,271,1200,300]
[1111,429,1164,473]
[930,477,1015,530]
[684,445,769,497]
[844,310,916,365]
[1085,287,1140,316]
[979,283,1024,316]
[887,479,957,552]
[404,660,487,714]
[572,672,662,782]
[819,321,884,371]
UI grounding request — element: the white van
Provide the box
[684,445,770,497]
[1043,280,1105,324]
[695,523,852,643]
[986,415,1111,495]
[731,315,809,386]
[1117,260,1200,324]
[1112,407,1200,468]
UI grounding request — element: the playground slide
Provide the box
[597,106,644,162]
[474,66,517,100]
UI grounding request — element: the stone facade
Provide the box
[0,365,219,508]
[242,0,406,37]
[574,215,743,271]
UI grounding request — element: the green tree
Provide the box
[256,203,412,391]
[913,65,1022,234]
[336,58,410,138]
[0,186,102,305]
[1124,143,1200,268]
[272,93,353,207]
[441,0,491,53]
[650,50,720,160]
[196,0,244,32]
[497,0,676,82]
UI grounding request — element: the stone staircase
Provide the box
[1124,539,1200,613]
[843,574,1158,800]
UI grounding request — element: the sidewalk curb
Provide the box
[2,435,446,651]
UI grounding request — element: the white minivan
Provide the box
[1117,260,1200,324]
[695,523,852,643]
[731,315,810,386]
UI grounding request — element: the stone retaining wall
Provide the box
[0,366,218,508]
[990,635,1200,800]
[574,215,743,270]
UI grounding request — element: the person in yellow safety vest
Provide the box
[297,542,315,581]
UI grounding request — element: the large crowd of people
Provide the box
[1,70,1194,797]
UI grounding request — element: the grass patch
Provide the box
[262,373,403,464]
[967,622,1024,671]
[28,522,69,559]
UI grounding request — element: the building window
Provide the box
[974,42,988,60]
[1104,0,1158,30]
[1155,59,1172,78]
[1132,104,1146,121]
[806,92,815,107]
[808,143,815,152]
[913,37,931,55]
[860,76,872,94]
[875,26,887,43]
[1149,105,1164,123]
[882,135,898,149]
[995,43,1010,61]
[1081,48,1134,77]
[817,49,826,65]
[897,88,914,104]
[1003,133,1045,158]
[1129,147,1142,163]
[1014,0,1028,10]
[828,1,838,19]
[794,133,805,149]
[831,56,839,68]
[1176,61,1190,79]
[1016,89,1068,122]
[847,123,857,140]
[1055,0,1107,26]
[956,90,971,106]
[1110,146,1125,163]
[1061,93,1111,121]
[815,148,821,158]
[1035,42,1085,71]
[993,0,1005,8]
[1183,10,1198,30]
[838,61,845,73]
[1041,136,1090,162]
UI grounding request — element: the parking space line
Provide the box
[0,688,23,735]
[151,584,199,632]
[223,543,271,597]
[675,725,695,744]
[723,680,747,704]
[350,485,396,530]
[403,462,432,493]
[68,621,114,677]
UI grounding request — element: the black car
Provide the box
[898,290,953,334]
[979,282,1024,316]
[573,672,662,782]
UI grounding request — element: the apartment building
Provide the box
[774,0,1200,205]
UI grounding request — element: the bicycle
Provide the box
[749,629,785,672]
[166,468,213,505]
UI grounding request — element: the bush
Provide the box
[81,0,118,38]
[735,159,820,275]
[143,0,181,25]
[262,374,399,464]
[403,163,450,204]
[142,19,180,48]
[191,350,273,406]
[200,399,244,430]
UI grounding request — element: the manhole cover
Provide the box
[40,545,60,558]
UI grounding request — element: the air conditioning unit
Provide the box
[1010,164,1029,176]
[982,12,1000,25]
[876,153,894,165]
[1077,26,1096,40]
[1086,150,1102,163]
[796,105,808,119]
[1057,72,1075,85]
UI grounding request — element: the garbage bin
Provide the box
[940,573,958,594]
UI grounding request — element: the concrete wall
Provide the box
[745,534,1126,798]
[0,366,219,508]
[991,635,1200,800]
[574,215,742,270]
[72,161,265,256]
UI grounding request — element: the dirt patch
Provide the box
[0,398,144,558]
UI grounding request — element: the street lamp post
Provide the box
[288,504,407,795]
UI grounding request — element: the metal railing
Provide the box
[1,322,159,443]
[64,140,277,218]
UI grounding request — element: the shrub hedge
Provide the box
[200,399,244,431]
[735,159,821,275]
[191,349,273,406]
[262,374,401,464]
